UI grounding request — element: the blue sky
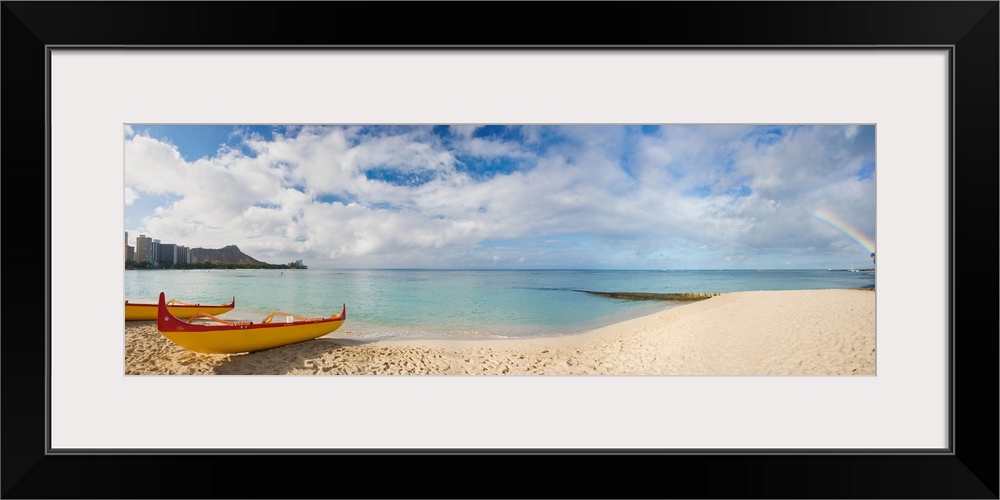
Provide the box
[124,124,876,269]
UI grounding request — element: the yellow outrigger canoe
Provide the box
[125,297,235,321]
[155,292,346,354]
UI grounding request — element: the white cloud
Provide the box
[124,125,875,269]
[124,186,138,205]
[449,125,479,139]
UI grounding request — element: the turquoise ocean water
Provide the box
[125,269,875,340]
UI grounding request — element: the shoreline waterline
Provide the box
[125,288,876,375]
[125,268,876,341]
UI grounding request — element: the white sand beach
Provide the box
[124,288,875,376]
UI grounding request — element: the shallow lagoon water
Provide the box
[125,268,875,340]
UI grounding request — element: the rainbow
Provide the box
[813,208,875,254]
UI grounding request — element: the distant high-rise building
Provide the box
[152,239,161,264]
[177,245,190,264]
[135,234,152,263]
[159,243,177,265]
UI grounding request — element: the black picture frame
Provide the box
[3,2,997,498]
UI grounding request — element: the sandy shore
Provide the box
[124,289,875,375]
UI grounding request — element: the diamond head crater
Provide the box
[125,244,306,270]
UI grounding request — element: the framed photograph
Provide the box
[5,2,996,498]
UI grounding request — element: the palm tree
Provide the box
[870,252,875,266]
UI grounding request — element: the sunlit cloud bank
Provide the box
[124,124,875,269]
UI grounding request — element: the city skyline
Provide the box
[125,231,191,265]
[125,230,305,268]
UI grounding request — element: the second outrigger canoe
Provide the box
[155,292,346,354]
[126,297,235,321]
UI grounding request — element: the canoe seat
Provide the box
[262,311,321,324]
[186,313,255,327]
